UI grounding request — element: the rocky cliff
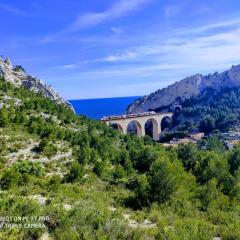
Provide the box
[127,64,240,113]
[0,56,73,110]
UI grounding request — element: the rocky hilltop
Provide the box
[127,64,240,113]
[0,56,73,110]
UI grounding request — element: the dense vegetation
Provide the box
[178,87,240,133]
[0,78,240,239]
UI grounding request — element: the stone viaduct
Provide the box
[101,111,173,141]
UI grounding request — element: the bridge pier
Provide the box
[103,112,173,141]
[152,122,160,141]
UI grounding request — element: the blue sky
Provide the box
[1,0,240,99]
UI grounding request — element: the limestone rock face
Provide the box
[127,64,240,113]
[0,56,74,111]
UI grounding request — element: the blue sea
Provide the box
[69,96,140,119]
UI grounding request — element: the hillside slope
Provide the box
[0,75,240,239]
[156,87,240,138]
[127,64,240,113]
[178,87,240,133]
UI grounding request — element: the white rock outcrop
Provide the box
[127,64,240,113]
[0,56,73,110]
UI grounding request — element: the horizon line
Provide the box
[68,95,142,101]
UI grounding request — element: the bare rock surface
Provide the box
[38,232,51,240]
[127,65,240,113]
[29,195,47,205]
[63,204,72,210]
[0,56,73,111]
[123,213,156,229]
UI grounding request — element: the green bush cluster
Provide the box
[0,78,240,239]
[0,160,45,190]
[181,87,240,133]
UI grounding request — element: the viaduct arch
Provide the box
[102,111,173,141]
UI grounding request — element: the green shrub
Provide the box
[36,139,58,158]
[64,162,83,183]
[47,175,62,191]
[0,161,45,190]
[127,174,150,208]
[149,157,179,204]
[0,106,9,127]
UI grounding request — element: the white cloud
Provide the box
[110,27,123,34]
[102,45,165,62]
[164,5,181,18]
[0,4,22,15]
[103,51,137,62]
[60,64,78,69]
[67,0,152,32]
[178,19,240,35]
[40,0,152,44]
[40,14,240,98]
[67,20,240,98]
[59,63,186,80]
[99,18,240,69]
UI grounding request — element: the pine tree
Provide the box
[0,106,9,127]
[8,106,15,122]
